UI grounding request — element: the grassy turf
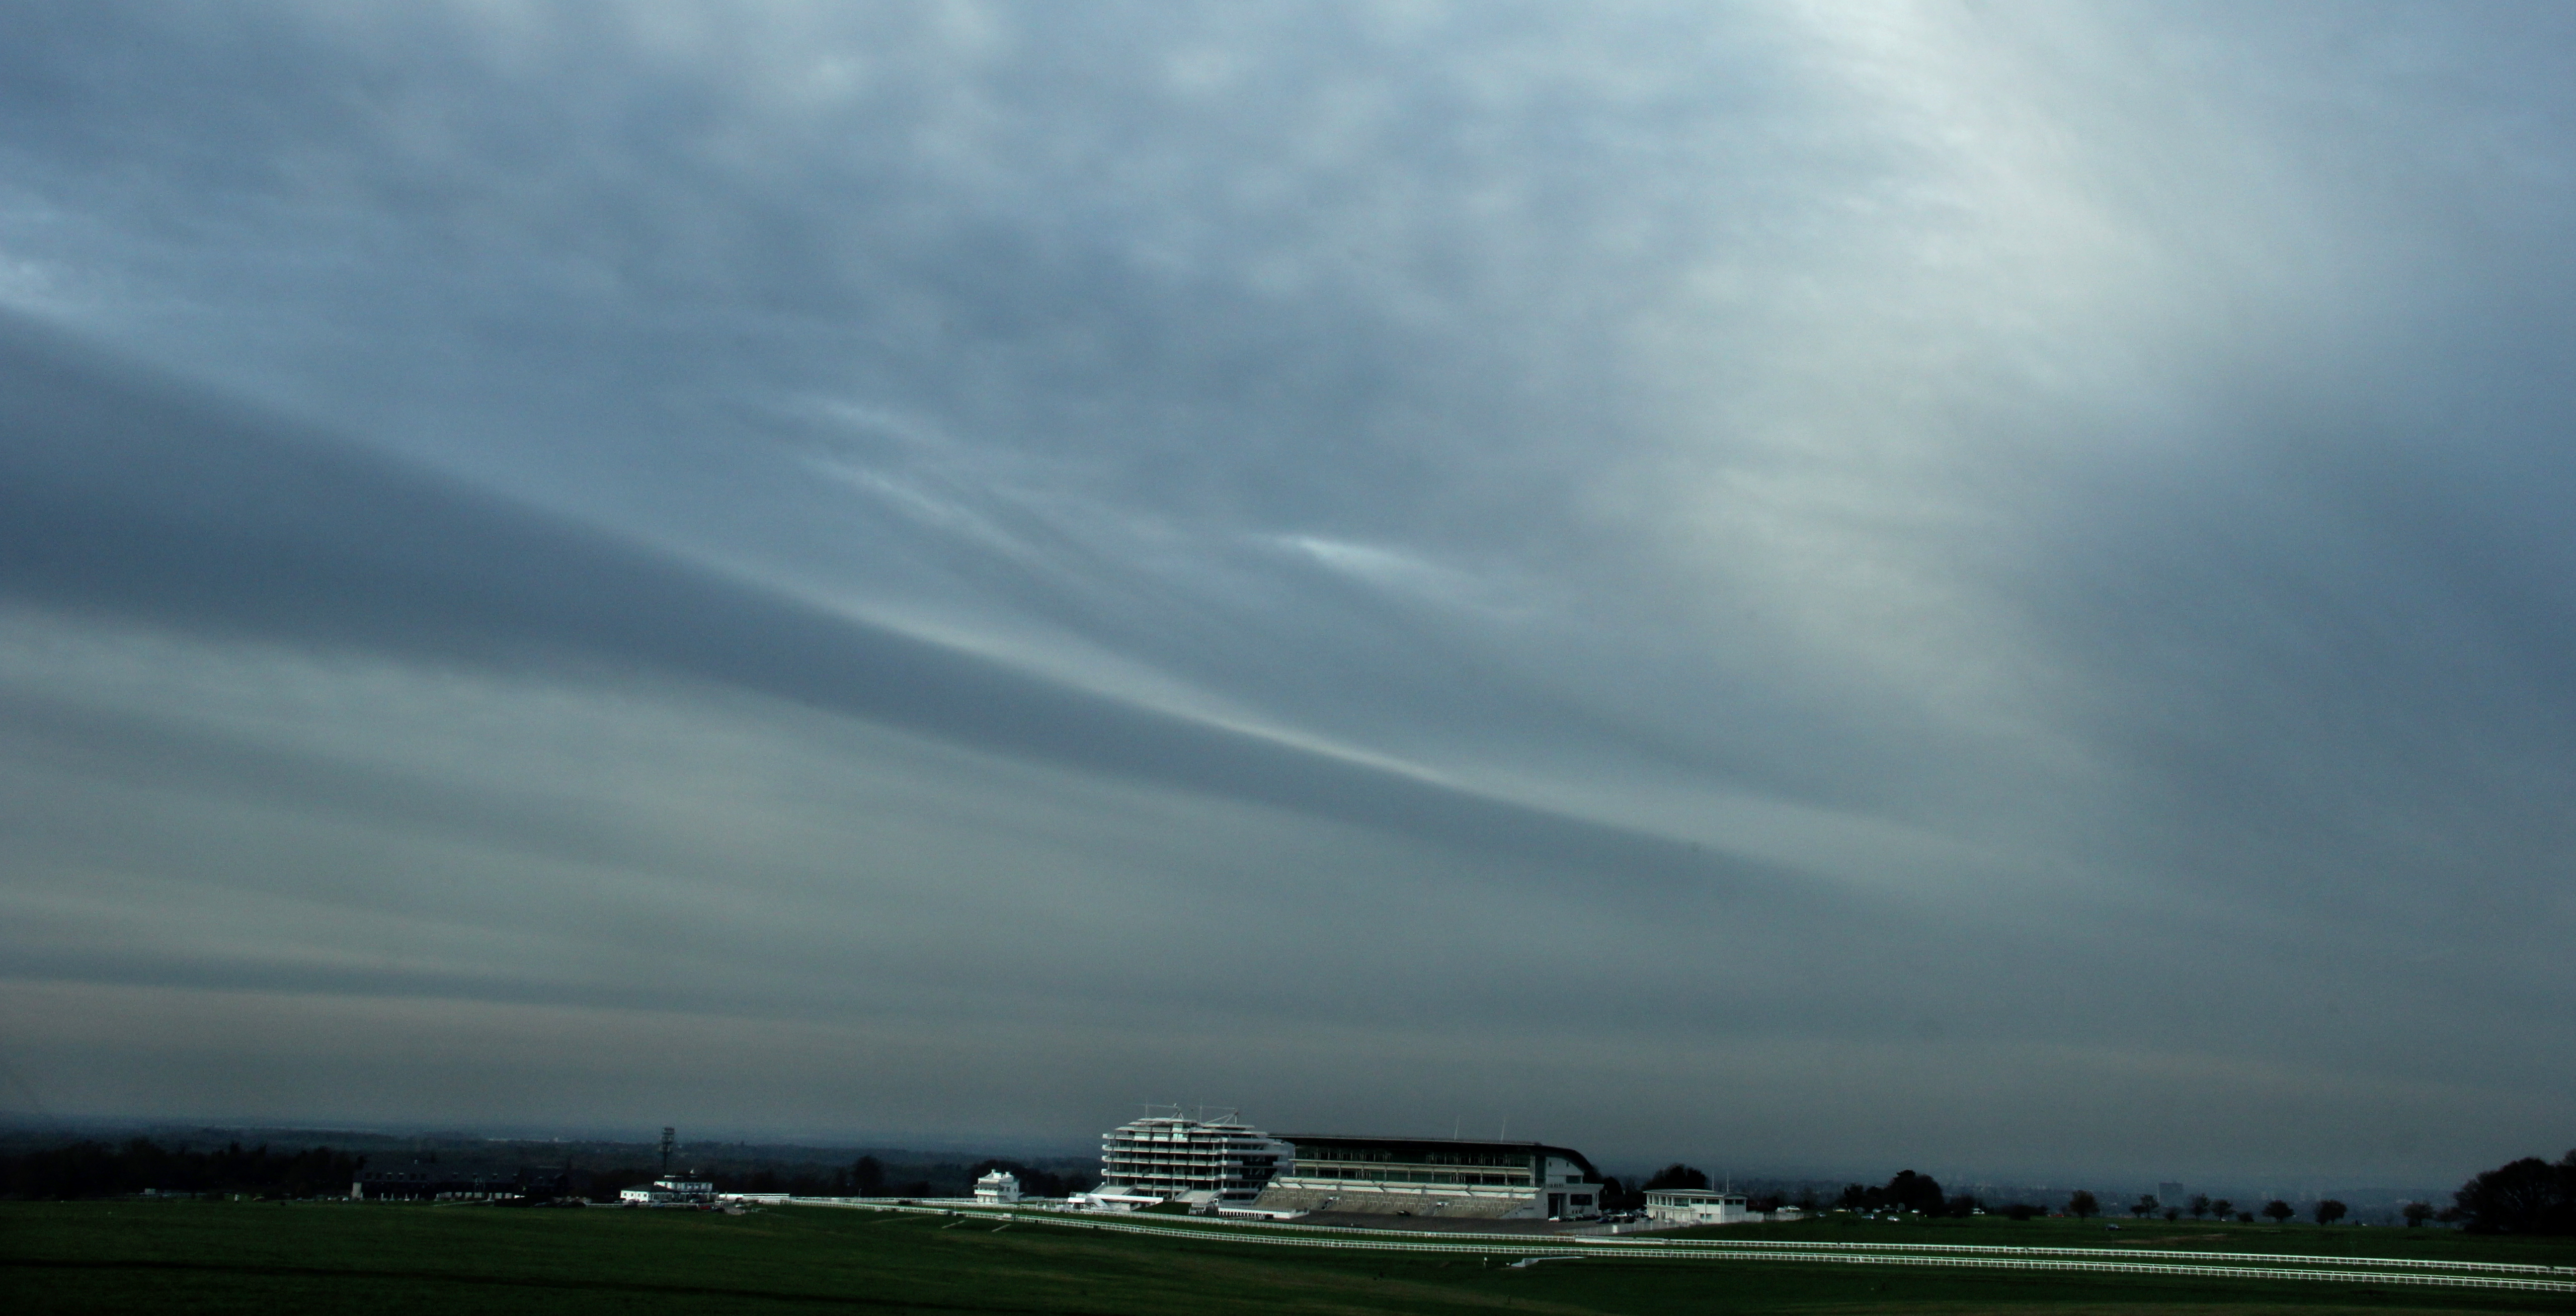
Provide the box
[6,1200,2573,1315]
[1670,1213,2576,1268]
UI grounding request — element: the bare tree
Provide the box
[2187,1194,2211,1220]
[2067,1190,2099,1220]
[2314,1199,2348,1226]
[2129,1194,2159,1219]
[2403,1201,2434,1228]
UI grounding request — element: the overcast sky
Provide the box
[2,0,2573,1186]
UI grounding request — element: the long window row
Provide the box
[1101,1148,1277,1157]
[1101,1154,1273,1163]
[1102,1160,1275,1174]
[1288,1145,1536,1169]
[1290,1166,1533,1187]
[1105,1170,1269,1181]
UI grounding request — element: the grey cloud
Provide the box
[2,1,2575,1181]
[0,314,1797,908]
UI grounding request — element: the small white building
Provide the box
[620,1177,716,1207]
[1644,1189,1766,1226]
[974,1171,1023,1205]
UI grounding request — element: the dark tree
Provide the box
[853,1156,885,1197]
[2067,1190,2099,1220]
[2129,1194,2158,1218]
[2403,1201,2434,1228]
[0,1139,365,1200]
[2450,1151,2576,1235]
[2262,1200,2294,1224]
[2187,1194,2211,1220]
[1599,1177,1642,1211]
[2208,1198,2233,1222]
[2002,1202,2039,1221]
[1881,1170,1945,1215]
[2314,1199,2347,1226]
[1643,1164,1709,1192]
[1835,1171,1947,1215]
[2164,1207,2179,1222]
[1945,1193,1979,1218]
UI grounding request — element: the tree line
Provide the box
[18,1135,2562,1230]
[1652,1144,2576,1235]
[0,1139,1103,1203]
[583,1153,1096,1201]
[1,1139,364,1199]
[1592,1163,1792,1213]
[2438,1148,2576,1234]
[829,1154,1093,1199]
[1607,1166,2366,1228]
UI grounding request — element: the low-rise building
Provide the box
[974,1171,1023,1205]
[351,1167,566,1202]
[620,1177,716,1207]
[1643,1189,1765,1226]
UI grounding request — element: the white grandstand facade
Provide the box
[1092,1108,1288,1206]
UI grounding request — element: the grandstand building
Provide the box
[1250,1135,1605,1220]
[1089,1108,1289,1209]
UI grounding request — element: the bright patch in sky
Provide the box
[2,1,2573,1183]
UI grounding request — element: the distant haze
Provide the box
[1,2,2572,1186]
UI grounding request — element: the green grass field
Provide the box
[1672,1212,2576,1267]
[8,1201,2574,1315]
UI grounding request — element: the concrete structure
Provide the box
[974,1170,1023,1205]
[351,1166,567,1201]
[1251,1136,1605,1220]
[620,1176,716,1207]
[1644,1189,1763,1226]
[1088,1108,1288,1210]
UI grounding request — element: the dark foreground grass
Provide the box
[1665,1213,2576,1267]
[6,1201,2574,1316]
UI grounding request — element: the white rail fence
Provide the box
[787,1200,2576,1294]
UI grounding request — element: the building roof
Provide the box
[1275,1135,1602,1182]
